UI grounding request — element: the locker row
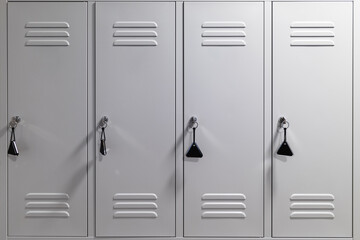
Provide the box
[5,1,352,238]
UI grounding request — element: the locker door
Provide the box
[95,2,175,237]
[273,2,352,237]
[184,2,264,237]
[7,2,87,237]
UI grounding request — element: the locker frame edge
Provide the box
[0,1,358,240]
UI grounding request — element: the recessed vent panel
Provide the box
[113,193,158,219]
[25,21,70,47]
[290,21,335,47]
[113,21,158,46]
[201,21,246,47]
[290,194,335,220]
[201,193,247,219]
[25,193,70,218]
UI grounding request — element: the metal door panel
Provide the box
[272,2,352,237]
[8,2,87,237]
[95,2,175,237]
[184,2,264,237]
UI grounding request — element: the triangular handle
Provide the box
[8,141,19,156]
[277,141,293,156]
[186,142,203,158]
[186,126,203,158]
[8,127,19,156]
[100,127,107,156]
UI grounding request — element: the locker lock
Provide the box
[99,116,108,129]
[9,116,21,129]
[278,117,289,129]
[188,116,198,129]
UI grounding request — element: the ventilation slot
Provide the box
[290,21,334,28]
[113,21,158,46]
[290,193,335,219]
[201,193,246,219]
[290,21,335,47]
[25,193,70,218]
[113,193,158,218]
[202,21,246,28]
[201,21,246,47]
[25,21,70,47]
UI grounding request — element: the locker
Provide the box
[1,1,358,239]
[184,2,264,237]
[7,2,87,237]
[272,2,353,237]
[95,2,176,237]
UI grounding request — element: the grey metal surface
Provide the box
[272,2,353,237]
[7,2,87,237]
[95,2,176,237]
[184,2,264,237]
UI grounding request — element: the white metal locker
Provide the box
[95,2,176,237]
[272,2,352,237]
[7,2,87,237]
[184,2,264,237]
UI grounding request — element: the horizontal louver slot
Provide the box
[113,211,158,218]
[113,21,157,28]
[25,40,69,46]
[290,212,335,219]
[202,30,246,37]
[113,40,157,46]
[202,193,246,200]
[202,202,246,209]
[26,202,69,209]
[202,21,246,28]
[290,194,335,201]
[290,31,334,37]
[114,31,157,37]
[113,193,158,200]
[26,193,69,200]
[202,40,246,46]
[290,40,334,46]
[290,202,334,210]
[290,21,334,28]
[25,22,69,28]
[113,202,158,209]
[26,211,70,218]
[26,31,69,37]
[202,211,246,218]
